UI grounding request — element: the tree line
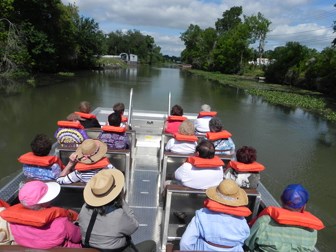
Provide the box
[0,0,163,76]
[181,6,336,95]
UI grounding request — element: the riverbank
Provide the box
[188,69,336,122]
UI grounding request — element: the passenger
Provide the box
[174,140,224,189]
[224,146,265,189]
[18,134,68,180]
[55,113,89,146]
[164,104,186,134]
[0,181,81,249]
[245,184,325,251]
[180,179,250,251]
[113,102,131,130]
[78,169,156,251]
[98,112,130,149]
[206,117,235,155]
[68,101,101,128]
[0,199,13,245]
[194,104,217,135]
[56,139,114,185]
[165,119,197,154]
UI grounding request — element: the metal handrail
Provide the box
[167,91,171,116]
[128,88,133,126]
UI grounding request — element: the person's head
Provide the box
[84,169,125,214]
[201,104,211,112]
[79,101,91,113]
[113,102,125,114]
[236,146,257,164]
[209,117,223,132]
[19,181,61,210]
[75,139,107,164]
[196,139,215,159]
[108,112,122,126]
[170,104,183,116]
[31,134,52,156]
[178,119,194,135]
[281,184,309,211]
[206,179,248,207]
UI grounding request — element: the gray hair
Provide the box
[209,117,223,132]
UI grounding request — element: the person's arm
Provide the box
[244,216,264,250]
[180,215,200,250]
[119,202,139,235]
[174,162,189,181]
[63,218,82,244]
[165,138,174,151]
[59,153,77,177]
[57,170,81,185]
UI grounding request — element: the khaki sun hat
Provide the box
[206,179,248,207]
[83,169,125,207]
[75,139,107,164]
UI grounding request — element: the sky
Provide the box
[61,0,335,56]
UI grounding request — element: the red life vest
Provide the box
[0,200,10,209]
[186,156,224,168]
[57,120,84,129]
[74,111,97,119]
[167,115,187,122]
[174,133,198,142]
[121,116,128,123]
[101,125,126,133]
[0,203,78,227]
[256,206,324,230]
[204,199,251,217]
[197,111,217,118]
[75,157,110,171]
[18,152,64,169]
[228,161,265,172]
[206,130,232,141]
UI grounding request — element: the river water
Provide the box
[0,66,335,250]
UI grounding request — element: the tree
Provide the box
[215,6,243,34]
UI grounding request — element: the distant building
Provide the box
[248,58,272,66]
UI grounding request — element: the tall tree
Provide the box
[215,6,243,34]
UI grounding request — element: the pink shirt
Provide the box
[165,121,182,134]
[10,217,82,249]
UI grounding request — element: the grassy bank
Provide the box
[189,69,336,122]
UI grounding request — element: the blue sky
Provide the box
[62,0,335,56]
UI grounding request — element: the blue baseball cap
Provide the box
[281,184,309,209]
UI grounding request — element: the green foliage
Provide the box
[215,6,243,34]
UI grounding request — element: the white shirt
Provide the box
[194,117,211,134]
[165,139,197,154]
[174,162,223,189]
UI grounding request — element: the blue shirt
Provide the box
[180,208,250,251]
[23,163,61,180]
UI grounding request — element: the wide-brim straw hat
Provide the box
[75,139,107,164]
[206,179,248,207]
[84,169,125,207]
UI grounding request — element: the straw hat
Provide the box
[19,181,61,209]
[206,179,248,207]
[83,169,125,207]
[75,139,107,164]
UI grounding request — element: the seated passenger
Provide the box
[206,117,235,155]
[18,134,67,180]
[164,104,186,134]
[180,179,250,251]
[0,181,81,249]
[194,104,217,135]
[165,119,197,154]
[98,112,130,150]
[68,101,101,128]
[113,102,131,130]
[224,146,265,189]
[54,113,89,146]
[0,199,13,245]
[78,169,156,252]
[245,184,325,251]
[174,140,224,189]
[56,139,114,185]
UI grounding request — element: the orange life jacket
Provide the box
[102,125,126,133]
[186,156,224,168]
[57,120,84,129]
[167,115,187,122]
[0,200,10,209]
[197,111,217,118]
[206,130,232,141]
[204,199,251,217]
[256,206,325,230]
[228,161,265,172]
[174,133,198,142]
[75,157,110,171]
[0,203,78,227]
[121,116,128,123]
[74,111,97,119]
[18,152,65,169]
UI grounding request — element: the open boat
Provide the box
[0,89,317,251]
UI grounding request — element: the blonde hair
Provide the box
[178,119,194,135]
[79,101,91,113]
